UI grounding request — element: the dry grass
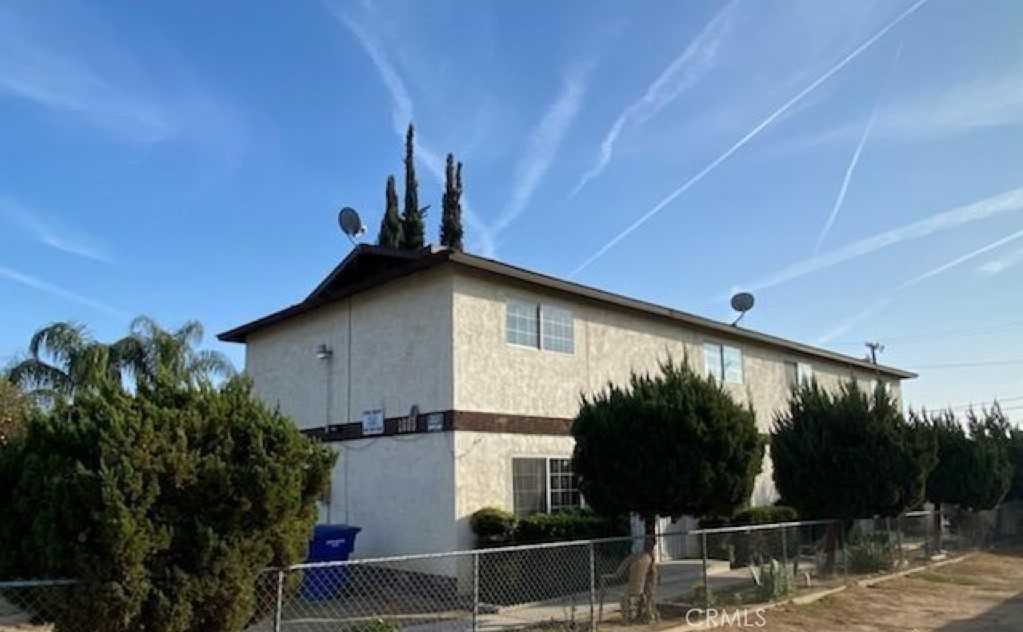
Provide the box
[718,550,1023,631]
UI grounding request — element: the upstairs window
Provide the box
[506,300,539,348]
[786,361,814,387]
[541,305,574,354]
[704,342,744,384]
[505,300,574,354]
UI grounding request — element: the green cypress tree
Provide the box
[572,358,763,622]
[377,175,402,248]
[772,382,935,571]
[440,153,464,251]
[399,123,425,249]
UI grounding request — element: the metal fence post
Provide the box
[589,541,597,632]
[472,551,480,632]
[885,516,893,567]
[839,522,847,579]
[701,532,710,610]
[895,515,905,568]
[273,569,284,632]
[781,526,789,571]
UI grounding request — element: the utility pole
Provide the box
[864,341,884,364]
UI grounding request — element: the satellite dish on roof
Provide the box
[730,292,755,327]
[338,207,366,244]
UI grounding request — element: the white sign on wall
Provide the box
[426,412,444,432]
[361,409,385,436]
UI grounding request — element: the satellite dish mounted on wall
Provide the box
[730,292,755,327]
[338,206,366,245]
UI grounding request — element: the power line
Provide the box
[942,395,1023,411]
[831,320,1023,347]
[912,360,1023,369]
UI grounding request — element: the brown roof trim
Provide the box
[448,252,915,379]
[217,247,914,379]
[217,248,451,342]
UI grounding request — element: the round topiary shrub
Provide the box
[470,507,517,545]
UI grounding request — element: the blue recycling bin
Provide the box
[301,524,361,600]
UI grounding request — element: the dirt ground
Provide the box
[719,550,1023,631]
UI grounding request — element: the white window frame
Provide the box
[504,299,575,354]
[540,305,574,354]
[786,360,813,386]
[511,456,582,518]
[505,299,540,349]
[704,341,744,384]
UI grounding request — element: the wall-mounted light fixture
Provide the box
[315,343,333,361]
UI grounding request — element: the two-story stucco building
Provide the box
[219,245,915,559]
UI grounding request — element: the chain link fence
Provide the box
[0,579,74,631]
[2,504,1019,632]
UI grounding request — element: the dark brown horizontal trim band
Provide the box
[219,245,914,379]
[301,410,573,443]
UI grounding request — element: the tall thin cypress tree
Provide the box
[377,175,402,248]
[399,123,425,250]
[440,153,464,251]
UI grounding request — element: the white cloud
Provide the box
[495,71,589,233]
[801,69,1023,148]
[978,246,1023,276]
[569,0,931,278]
[742,186,1023,294]
[570,0,739,197]
[330,3,497,256]
[0,197,111,263]
[0,5,250,157]
[813,43,902,254]
[0,7,172,142]
[817,228,1023,344]
[0,265,125,318]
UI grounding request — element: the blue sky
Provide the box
[2,0,1023,419]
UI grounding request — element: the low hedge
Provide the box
[733,505,799,526]
[469,507,629,547]
[516,509,630,544]
[698,505,798,529]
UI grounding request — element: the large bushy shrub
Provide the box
[912,408,1012,513]
[0,376,335,632]
[772,382,933,572]
[0,381,29,447]
[1009,427,1023,502]
[772,382,933,520]
[573,358,764,621]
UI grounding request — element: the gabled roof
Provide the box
[217,245,447,343]
[218,245,916,379]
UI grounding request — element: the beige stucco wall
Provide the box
[244,266,455,429]
[451,268,903,508]
[323,433,458,558]
[452,431,577,551]
[242,266,457,558]
[452,267,902,430]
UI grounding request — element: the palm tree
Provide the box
[6,322,122,402]
[5,318,236,401]
[118,316,235,389]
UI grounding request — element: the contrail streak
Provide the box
[569,0,738,198]
[817,228,1023,343]
[569,0,930,278]
[814,43,904,254]
[0,265,126,318]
